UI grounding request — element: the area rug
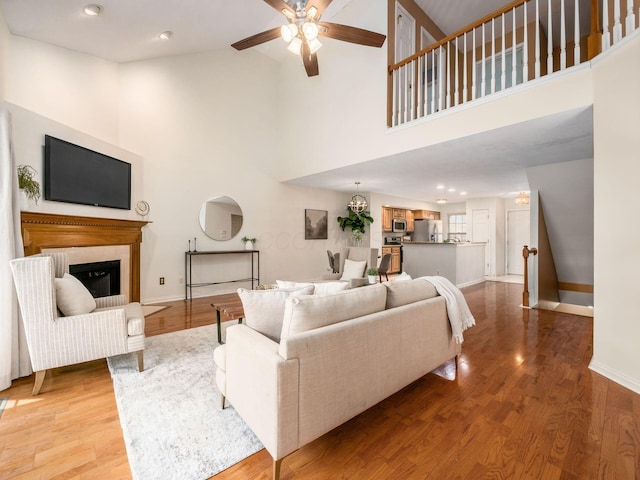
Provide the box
[107,324,263,480]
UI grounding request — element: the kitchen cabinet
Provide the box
[382,246,402,274]
[412,210,441,220]
[406,210,414,232]
[392,208,406,219]
[382,207,392,232]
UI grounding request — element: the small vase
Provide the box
[244,241,253,250]
[368,275,376,284]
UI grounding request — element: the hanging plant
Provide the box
[17,165,41,204]
[336,208,374,234]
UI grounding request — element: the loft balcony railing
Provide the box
[388,0,640,127]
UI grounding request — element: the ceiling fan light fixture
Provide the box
[306,6,318,19]
[281,23,298,43]
[307,37,322,54]
[302,21,319,40]
[287,36,303,55]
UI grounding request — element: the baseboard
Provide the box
[457,278,485,289]
[589,360,640,395]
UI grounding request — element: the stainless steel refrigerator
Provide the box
[412,219,443,242]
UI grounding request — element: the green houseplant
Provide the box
[241,236,256,250]
[17,165,41,204]
[366,267,378,284]
[337,208,374,246]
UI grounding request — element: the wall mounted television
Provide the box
[44,135,131,210]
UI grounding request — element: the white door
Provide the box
[506,210,530,275]
[395,2,415,122]
[472,209,490,275]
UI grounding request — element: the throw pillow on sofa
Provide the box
[340,259,367,281]
[238,285,314,342]
[276,280,349,294]
[54,273,97,316]
[385,278,438,309]
[280,283,387,340]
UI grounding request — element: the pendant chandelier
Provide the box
[348,182,368,213]
[515,192,530,205]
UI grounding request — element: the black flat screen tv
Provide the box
[44,135,131,210]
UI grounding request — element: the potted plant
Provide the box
[17,164,41,205]
[366,267,378,284]
[241,236,256,250]
[337,208,374,246]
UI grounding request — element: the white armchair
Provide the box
[10,253,145,395]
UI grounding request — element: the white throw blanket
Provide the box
[420,276,476,344]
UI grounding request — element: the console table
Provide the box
[184,250,259,301]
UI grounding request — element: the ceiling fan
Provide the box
[231,0,386,77]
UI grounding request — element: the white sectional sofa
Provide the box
[214,279,466,480]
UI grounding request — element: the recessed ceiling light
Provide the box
[83,4,103,16]
[436,185,445,190]
[460,191,467,196]
[159,31,173,40]
[448,188,456,192]
[436,199,447,204]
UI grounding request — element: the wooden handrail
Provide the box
[389,0,529,72]
[522,245,538,307]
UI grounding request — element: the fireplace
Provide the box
[70,260,121,298]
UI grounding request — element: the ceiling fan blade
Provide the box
[301,41,319,77]
[262,0,295,16]
[306,0,334,16]
[231,27,282,50]
[318,22,386,48]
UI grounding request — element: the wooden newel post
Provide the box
[522,245,538,307]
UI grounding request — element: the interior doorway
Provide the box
[506,209,530,275]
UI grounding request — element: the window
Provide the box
[448,214,467,242]
[475,44,524,98]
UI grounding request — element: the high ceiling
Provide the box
[0,0,593,204]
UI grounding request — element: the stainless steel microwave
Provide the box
[392,219,406,232]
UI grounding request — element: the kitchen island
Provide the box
[403,242,486,287]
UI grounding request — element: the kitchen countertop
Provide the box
[403,241,485,246]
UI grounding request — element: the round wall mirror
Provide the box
[199,196,243,241]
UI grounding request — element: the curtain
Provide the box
[0,106,31,391]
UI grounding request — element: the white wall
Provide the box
[591,34,640,394]
[117,50,347,302]
[6,36,120,144]
[0,8,8,102]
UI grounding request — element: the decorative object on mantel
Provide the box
[305,209,328,240]
[135,200,150,217]
[17,164,40,206]
[515,192,530,205]
[337,207,373,247]
[193,237,198,252]
[348,181,368,213]
[241,236,256,250]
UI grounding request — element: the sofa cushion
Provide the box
[340,259,366,281]
[238,286,315,342]
[385,279,438,309]
[54,273,97,316]
[280,283,387,340]
[276,280,313,289]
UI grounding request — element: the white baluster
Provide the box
[547,0,553,74]
[472,27,477,100]
[602,0,611,50]
[392,68,398,126]
[446,42,451,109]
[463,32,468,103]
[431,49,436,114]
[501,13,506,92]
[491,18,496,94]
[455,37,459,106]
[523,4,529,82]
[626,0,636,34]
[574,0,581,65]
[513,6,518,86]
[438,45,444,112]
[560,0,566,70]
[613,0,622,42]
[535,0,541,78]
[418,55,423,119]
[481,24,486,98]
[410,60,415,121]
[403,64,409,124]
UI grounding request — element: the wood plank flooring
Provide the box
[1,282,639,479]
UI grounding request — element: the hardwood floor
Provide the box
[1,282,639,479]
